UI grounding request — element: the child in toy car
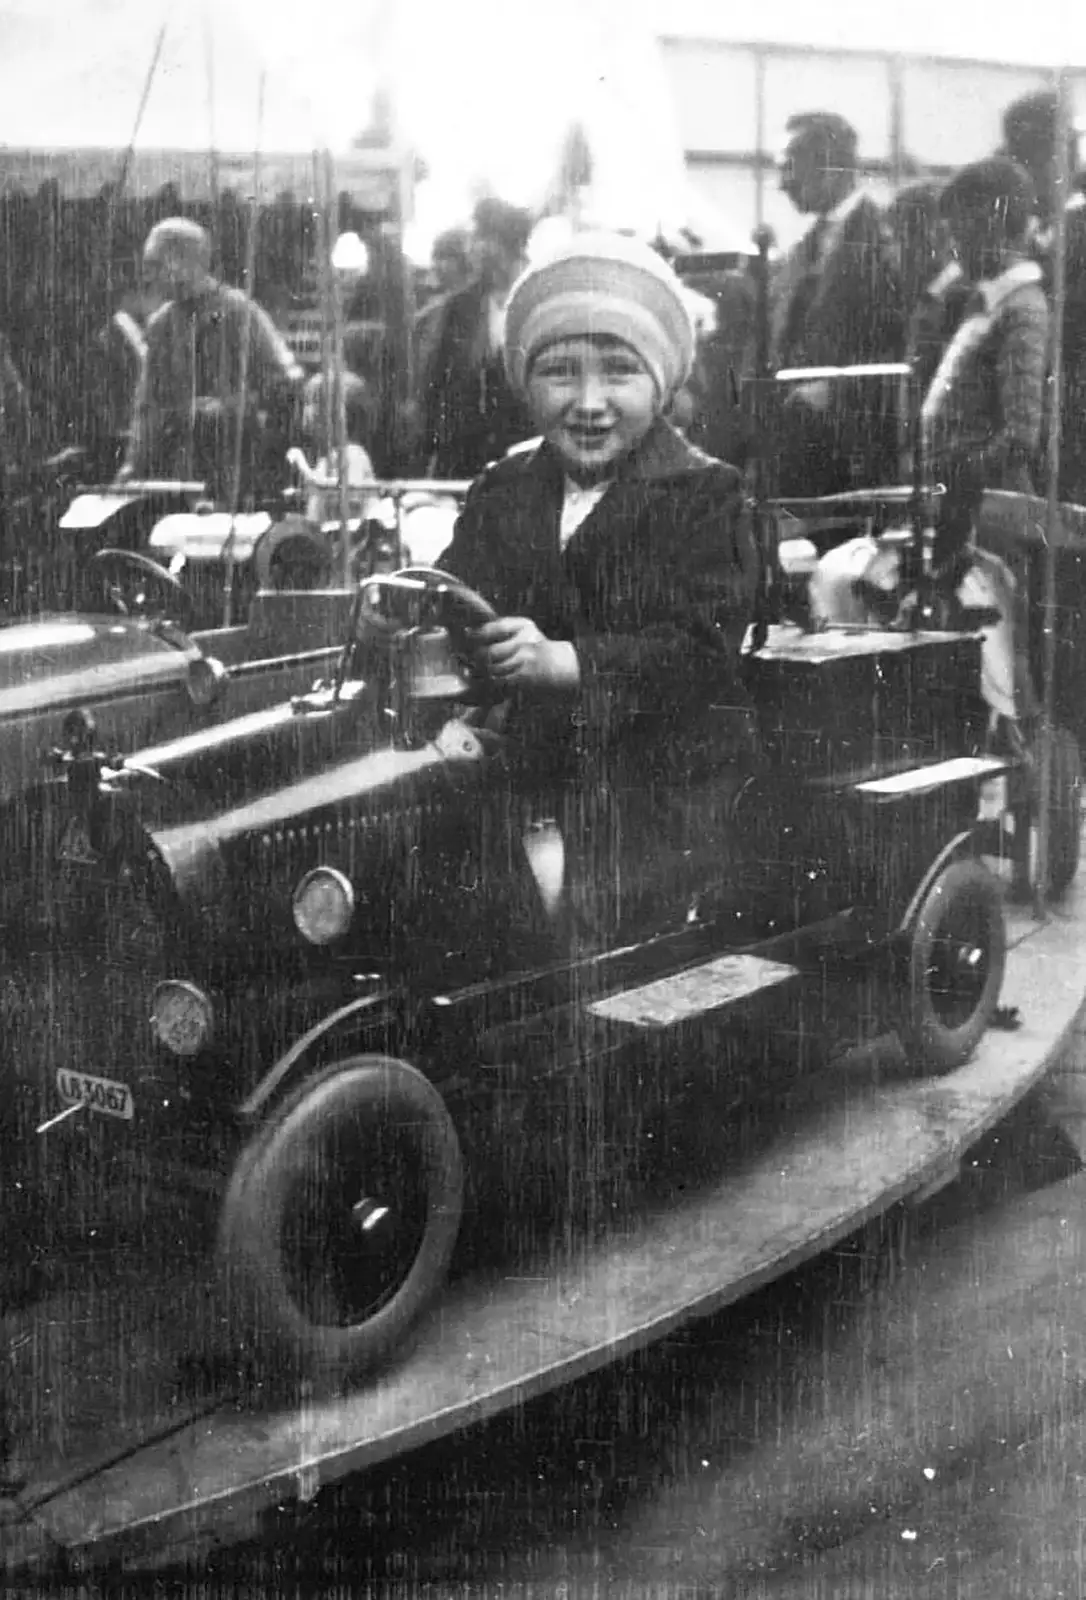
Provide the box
[438,231,762,935]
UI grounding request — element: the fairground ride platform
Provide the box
[3,856,1086,1582]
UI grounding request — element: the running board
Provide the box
[586,952,798,1029]
[477,951,801,1072]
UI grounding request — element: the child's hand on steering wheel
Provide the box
[471,617,580,692]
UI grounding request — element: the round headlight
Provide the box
[293,867,355,945]
[151,980,214,1057]
[186,654,228,709]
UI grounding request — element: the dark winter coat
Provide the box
[766,193,905,495]
[442,418,759,747]
[441,418,762,935]
[771,193,903,372]
[921,258,1048,566]
[1042,199,1086,504]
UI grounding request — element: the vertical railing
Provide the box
[888,55,905,190]
[1033,68,1072,914]
[754,48,767,232]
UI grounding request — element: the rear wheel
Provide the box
[217,1056,463,1388]
[1043,726,1082,899]
[895,859,1006,1075]
[269,540,331,591]
[254,520,332,590]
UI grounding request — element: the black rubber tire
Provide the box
[267,538,332,592]
[1044,726,1082,900]
[253,522,332,591]
[895,859,1007,1076]
[217,1055,463,1388]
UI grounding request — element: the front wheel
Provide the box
[216,1055,463,1389]
[894,859,1006,1076]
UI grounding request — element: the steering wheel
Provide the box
[89,547,195,629]
[365,564,497,636]
[391,566,497,627]
[358,564,501,704]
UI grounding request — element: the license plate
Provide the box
[55,1069,134,1121]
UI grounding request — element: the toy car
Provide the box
[56,476,327,631]
[57,473,470,631]
[752,359,1083,902]
[9,545,1015,1391]
[773,480,1082,900]
[0,546,354,815]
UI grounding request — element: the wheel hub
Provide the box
[953,942,984,976]
[928,910,988,1028]
[283,1130,430,1331]
[350,1196,391,1234]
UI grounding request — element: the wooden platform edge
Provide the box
[6,887,1086,1581]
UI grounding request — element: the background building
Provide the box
[660,36,1086,250]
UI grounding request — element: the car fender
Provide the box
[59,491,149,531]
[149,509,271,566]
[237,985,400,1129]
[148,815,233,940]
[897,828,981,936]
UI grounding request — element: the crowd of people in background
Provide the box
[399,81,1086,555]
[0,83,1081,559]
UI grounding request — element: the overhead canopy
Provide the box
[0,0,409,207]
[0,148,404,210]
[652,0,1086,66]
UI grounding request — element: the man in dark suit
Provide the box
[409,198,537,478]
[769,112,903,495]
[1001,88,1086,503]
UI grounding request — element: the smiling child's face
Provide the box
[526,334,660,483]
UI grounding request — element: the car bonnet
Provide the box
[0,615,199,727]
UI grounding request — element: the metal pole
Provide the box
[754,48,767,232]
[888,54,905,191]
[221,69,265,628]
[321,151,353,586]
[1033,67,1071,913]
[203,6,221,256]
[115,17,169,199]
[397,146,417,437]
[105,11,170,326]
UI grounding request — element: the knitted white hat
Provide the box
[503,231,696,402]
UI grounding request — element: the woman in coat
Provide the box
[922,158,1048,734]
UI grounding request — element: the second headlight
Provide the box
[292,866,355,945]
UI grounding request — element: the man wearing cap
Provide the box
[407,198,537,478]
[439,231,760,938]
[769,111,903,494]
[1002,88,1086,502]
[120,217,303,498]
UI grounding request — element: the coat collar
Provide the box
[974,257,1043,314]
[522,419,714,490]
[824,185,869,232]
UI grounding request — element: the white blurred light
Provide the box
[331,231,370,276]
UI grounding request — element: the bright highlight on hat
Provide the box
[503,231,696,403]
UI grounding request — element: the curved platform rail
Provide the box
[3,863,1086,1579]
